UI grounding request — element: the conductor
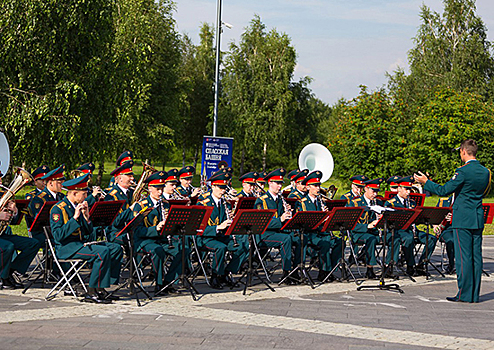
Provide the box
[414,139,491,303]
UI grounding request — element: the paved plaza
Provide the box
[1,238,494,349]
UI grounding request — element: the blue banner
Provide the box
[201,136,233,180]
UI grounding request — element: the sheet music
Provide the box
[368,205,394,214]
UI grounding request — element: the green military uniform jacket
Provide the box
[133,196,170,249]
[288,189,305,200]
[424,159,491,229]
[341,190,358,204]
[346,195,382,234]
[50,197,97,259]
[28,188,65,220]
[197,194,231,239]
[237,190,254,198]
[176,184,192,197]
[104,184,134,229]
[295,194,328,233]
[254,192,285,231]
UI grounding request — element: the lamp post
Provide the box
[212,0,222,137]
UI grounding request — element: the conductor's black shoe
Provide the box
[446,296,464,303]
[81,293,112,304]
[280,270,294,285]
[365,268,378,280]
[98,290,120,301]
[210,274,223,290]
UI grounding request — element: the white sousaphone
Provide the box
[0,131,10,177]
[298,143,334,183]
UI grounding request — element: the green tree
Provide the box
[389,0,494,104]
[111,0,180,166]
[0,0,116,171]
[219,15,300,172]
[177,23,215,169]
[409,88,494,182]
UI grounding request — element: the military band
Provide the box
[1,139,491,306]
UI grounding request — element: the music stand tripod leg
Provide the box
[346,231,363,277]
[321,230,359,286]
[357,222,404,293]
[252,236,273,283]
[423,223,445,278]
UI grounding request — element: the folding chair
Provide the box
[43,227,88,301]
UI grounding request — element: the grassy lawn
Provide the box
[7,166,494,236]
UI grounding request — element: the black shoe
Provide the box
[415,264,430,277]
[280,270,294,285]
[446,266,455,275]
[365,268,378,280]
[98,290,120,301]
[1,278,15,289]
[210,274,223,290]
[163,285,180,294]
[383,266,398,280]
[154,285,168,297]
[446,296,465,303]
[218,274,235,288]
[81,293,112,304]
[8,274,23,289]
[406,266,415,276]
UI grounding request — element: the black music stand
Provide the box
[22,201,58,293]
[414,206,451,279]
[319,207,364,285]
[233,197,256,214]
[324,200,348,211]
[279,211,329,288]
[89,200,125,227]
[227,209,276,294]
[158,205,213,301]
[12,199,29,225]
[357,208,420,294]
[167,199,190,206]
[110,207,153,306]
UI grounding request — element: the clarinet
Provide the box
[318,194,329,212]
[280,193,292,220]
[158,198,174,249]
[222,198,239,247]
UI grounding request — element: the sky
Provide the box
[173,0,494,105]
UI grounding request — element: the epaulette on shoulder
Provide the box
[389,198,397,203]
[201,198,211,205]
[39,192,47,198]
[301,197,308,202]
[56,201,67,209]
[260,194,268,200]
[140,199,149,206]
[109,189,118,196]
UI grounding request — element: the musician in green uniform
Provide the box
[161,169,181,201]
[287,169,309,200]
[295,171,342,282]
[415,139,491,303]
[384,175,437,277]
[104,161,135,245]
[347,178,401,279]
[133,171,183,295]
[177,166,201,199]
[386,175,400,193]
[255,171,267,197]
[50,173,122,303]
[0,200,39,289]
[28,165,66,247]
[108,150,133,188]
[237,172,259,198]
[196,172,249,289]
[25,166,50,201]
[340,175,368,204]
[74,162,104,207]
[434,195,455,274]
[254,168,296,284]
[286,169,299,196]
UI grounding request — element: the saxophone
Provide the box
[0,168,34,235]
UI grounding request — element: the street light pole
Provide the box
[212,0,222,137]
